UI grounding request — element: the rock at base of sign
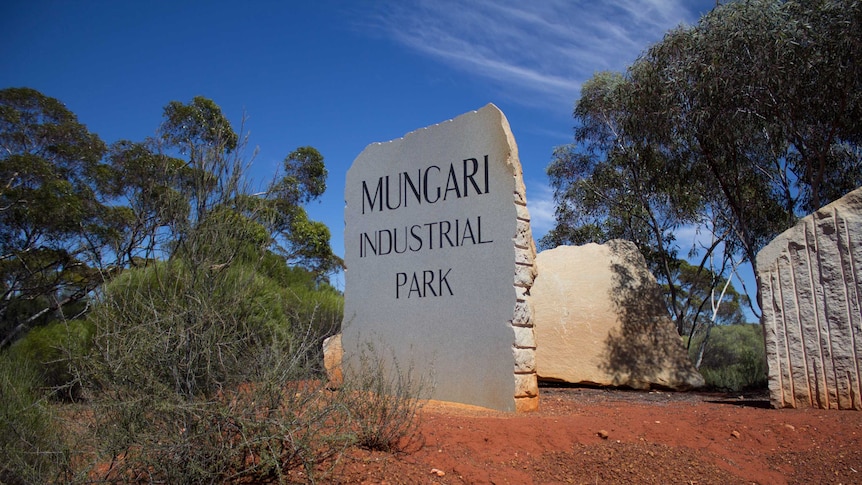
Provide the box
[323,333,343,389]
[530,241,704,391]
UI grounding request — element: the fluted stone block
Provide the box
[757,187,862,410]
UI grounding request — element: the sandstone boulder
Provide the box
[757,186,862,410]
[530,241,704,390]
[322,333,343,388]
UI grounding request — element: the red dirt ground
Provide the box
[319,386,862,485]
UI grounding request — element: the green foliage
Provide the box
[176,206,272,271]
[0,352,71,484]
[542,71,704,255]
[83,350,352,483]
[106,139,193,263]
[77,335,426,483]
[673,260,748,339]
[81,263,315,481]
[75,208,348,482]
[630,0,862,264]
[278,208,342,274]
[73,252,429,481]
[545,0,861,333]
[107,96,341,275]
[688,324,767,391]
[275,146,328,205]
[3,89,340,351]
[0,87,115,348]
[162,96,239,155]
[264,146,342,274]
[255,251,343,351]
[8,319,93,401]
[86,259,292,398]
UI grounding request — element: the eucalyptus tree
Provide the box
[110,96,340,274]
[1,90,340,347]
[82,99,344,482]
[251,145,340,274]
[630,0,862,272]
[546,0,861,333]
[543,72,706,332]
[0,88,121,347]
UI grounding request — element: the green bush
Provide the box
[8,319,93,401]
[689,324,767,391]
[62,206,435,482]
[83,343,354,483]
[3,250,424,483]
[260,252,343,331]
[85,258,300,397]
[0,352,71,484]
[77,253,354,482]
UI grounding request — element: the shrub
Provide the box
[260,253,344,340]
[68,205,429,481]
[689,324,767,391]
[84,339,354,483]
[0,352,71,484]
[8,319,93,401]
[84,260,298,397]
[77,255,356,482]
[342,342,431,452]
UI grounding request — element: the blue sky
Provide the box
[2,1,719,290]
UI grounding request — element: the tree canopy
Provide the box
[544,0,861,332]
[1,88,116,346]
[1,88,340,347]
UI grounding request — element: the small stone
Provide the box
[784,424,796,431]
[731,430,741,438]
[322,334,343,388]
[430,468,445,477]
[597,430,609,439]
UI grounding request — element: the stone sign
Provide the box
[757,186,862,410]
[530,242,703,390]
[340,104,538,412]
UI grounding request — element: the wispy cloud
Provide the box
[363,0,708,109]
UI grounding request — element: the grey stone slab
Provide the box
[340,104,537,412]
